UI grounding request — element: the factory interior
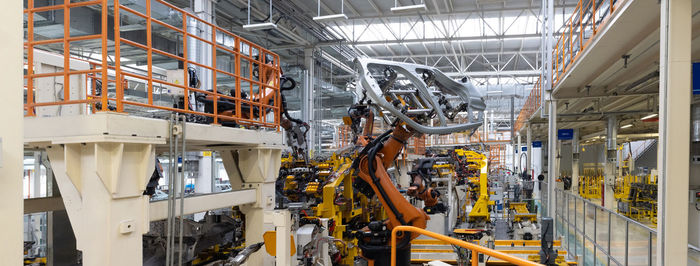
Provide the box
[3,0,700,265]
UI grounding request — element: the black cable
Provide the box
[351,129,393,170]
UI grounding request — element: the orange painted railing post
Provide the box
[146,0,154,106]
[114,0,124,112]
[100,0,109,112]
[472,250,479,266]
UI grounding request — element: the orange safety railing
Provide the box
[391,226,542,266]
[406,135,426,155]
[553,0,621,85]
[24,0,281,129]
[489,144,506,169]
[336,125,352,149]
[514,78,542,132]
[515,0,623,132]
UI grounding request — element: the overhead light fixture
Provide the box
[313,0,348,22]
[244,0,277,31]
[313,14,348,22]
[243,22,277,31]
[620,124,633,129]
[487,90,503,94]
[641,113,658,120]
[390,2,427,13]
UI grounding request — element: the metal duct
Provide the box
[607,115,617,151]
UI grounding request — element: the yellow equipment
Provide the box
[578,174,603,200]
[465,150,492,222]
[509,202,537,222]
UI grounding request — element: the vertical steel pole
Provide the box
[582,201,586,265]
[608,211,612,265]
[547,100,557,221]
[625,221,629,266]
[178,116,186,266]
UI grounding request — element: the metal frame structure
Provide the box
[24,0,282,128]
[355,58,485,135]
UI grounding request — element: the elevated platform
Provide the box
[23,112,284,150]
[22,113,285,266]
[553,0,660,98]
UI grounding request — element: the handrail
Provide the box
[390,226,542,266]
[24,0,281,129]
[514,0,624,132]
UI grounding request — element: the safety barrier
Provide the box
[514,0,624,132]
[578,175,603,200]
[24,0,281,129]
[514,78,542,132]
[553,0,621,84]
[390,226,542,266]
[554,188,656,266]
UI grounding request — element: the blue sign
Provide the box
[558,129,574,140]
[522,147,527,152]
[532,141,542,148]
[694,62,700,95]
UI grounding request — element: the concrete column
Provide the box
[571,129,580,193]
[658,0,691,264]
[603,116,617,210]
[0,0,24,263]
[526,123,532,178]
[194,152,213,221]
[483,110,488,140]
[46,143,156,266]
[222,148,283,266]
[195,152,213,194]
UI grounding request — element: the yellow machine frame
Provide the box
[464,150,492,222]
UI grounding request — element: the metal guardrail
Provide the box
[514,0,624,132]
[552,188,656,266]
[24,0,282,129]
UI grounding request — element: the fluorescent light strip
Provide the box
[620,124,633,129]
[641,113,658,120]
[390,4,427,13]
[313,14,348,22]
[243,22,277,31]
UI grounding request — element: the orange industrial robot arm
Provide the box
[355,123,429,233]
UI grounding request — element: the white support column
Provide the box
[194,152,213,221]
[46,142,156,266]
[222,147,283,266]
[547,100,557,218]
[517,133,522,174]
[0,0,23,262]
[266,210,292,266]
[303,48,315,156]
[571,129,580,193]
[483,110,489,140]
[604,116,617,210]
[195,152,213,195]
[526,123,532,178]
[659,0,691,264]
